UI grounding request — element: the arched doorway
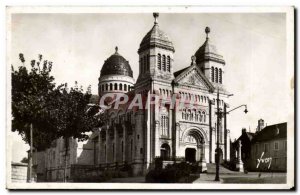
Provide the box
[160,143,171,160]
[185,148,196,162]
[183,129,206,163]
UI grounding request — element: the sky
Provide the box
[9,12,291,162]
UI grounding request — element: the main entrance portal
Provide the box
[185,148,196,162]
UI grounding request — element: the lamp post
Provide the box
[214,89,248,181]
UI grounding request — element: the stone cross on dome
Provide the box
[115,46,118,54]
[153,12,159,24]
[205,26,210,39]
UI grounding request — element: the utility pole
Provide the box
[215,89,220,181]
[28,123,33,183]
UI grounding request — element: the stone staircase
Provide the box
[206,163,242,174]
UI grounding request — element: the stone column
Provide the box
[155,120,160,157]
[122,123,126,164]
[199,142,207,172]
[98,128,102,166]
[236,140,244,172]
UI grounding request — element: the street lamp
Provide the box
[214,90,248,181]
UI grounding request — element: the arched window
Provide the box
[198,111,202,122]
[161,143,170,160]
[106,84,108,91]
[202,111,206,123]
[110,83,113,91]
[101,85,104,92]
[215,68,218,83]
[167,56,171,72]
[162,55,166,71]
[114,83,118,90]
[124,84,127,91]
[219,68,222,84]
[211,67,214,82]
[157,54,161,70]
[119,83,122,90]
[201,96,203,102]
[147,54,150,71]
[163,89,165,96]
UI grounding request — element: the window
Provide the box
[202,111,206,123]
[124,84,127,91]
[219,68,222,84]
[211,67,214,82]
[264,143,269,153]
[140,148,143,154]
[162,55,166,71]
[102,85,104,91]
[215,68,218,83]
[119,83,122,90]
[157,54,161,70]
[167,56,171,72]
[114,83,118,90]
[161,115,169,136]
[106,84,108,91]
[274,142,279,150]
[110,83,113,90]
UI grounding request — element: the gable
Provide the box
[174,65,214,91]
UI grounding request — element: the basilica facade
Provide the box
[95,13,231,176]
[35,13,232,181]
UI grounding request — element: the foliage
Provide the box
[49,82,99,141]
[12,53,100,151]
[12,54,57,150]
[21,157,28,163]
[145,162,199,183]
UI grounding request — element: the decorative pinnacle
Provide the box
[153,12,159,24]
[191,55,196,65]
[115,46,118,53]
[205,26,210,39]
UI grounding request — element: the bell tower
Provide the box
[136,13,175,91]
[195,27,226,88]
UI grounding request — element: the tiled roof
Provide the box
[251,122,287,142]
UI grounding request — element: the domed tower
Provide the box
[98,47,135,97]
[195,27,226,90]
[136,13,175,91]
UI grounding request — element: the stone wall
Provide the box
[11,162,28,183]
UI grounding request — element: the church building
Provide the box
[35,13,233,181]
[96,13,231,176]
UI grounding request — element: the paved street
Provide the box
[107,172,286,184]
[193,172,286,184]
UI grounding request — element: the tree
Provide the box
[12,54,57,150]
[21,157,28,164]
[12,53,101,182]
[48,82,101,182]
[12,54,58,182]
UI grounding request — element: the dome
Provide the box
[100,47,133,78]
[138,13,175,53]
[195,27,225,65]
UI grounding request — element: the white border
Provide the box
[5,6,295,190]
